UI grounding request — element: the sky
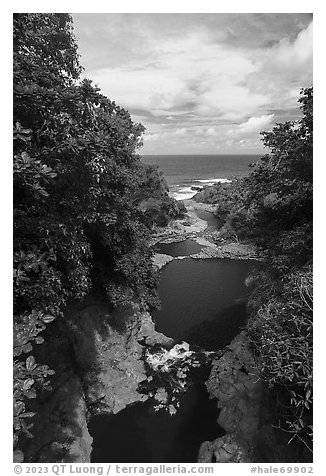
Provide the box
[71,13,313,155]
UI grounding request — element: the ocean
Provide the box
[141,154,260,200]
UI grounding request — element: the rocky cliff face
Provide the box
[22,298,173,463]
[65,299,173,417]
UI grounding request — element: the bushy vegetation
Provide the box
[247,266,312,453]
[135,164,186,228]
[195,88,313,457]
[13,13,181,460]
[193,181,232,205]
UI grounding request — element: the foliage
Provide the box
[135,164,186,227]
[247,89,312,455]
[13,310,55,453]
[13,13,177,455]
[196,89,312,270]
[246,267,313,453]
[193,181,232,205]
[195,88,313,455]
[194,178,255,241]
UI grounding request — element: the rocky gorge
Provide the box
[22,198,271,464]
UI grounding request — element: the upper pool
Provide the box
[152,257,256,350]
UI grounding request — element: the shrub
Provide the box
[247,267,313,453]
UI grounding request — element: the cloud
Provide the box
[245,21,313,112]
[206,128,216,136]
[269,21,313,74]
[195,85,269,120]
[72,14,313,154]
[238,114,275,135]
[88,31,269,123]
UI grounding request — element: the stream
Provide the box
[89,210,256,462]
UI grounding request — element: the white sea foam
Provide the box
[197,178,232,184]
[172,187,197,201]
[171,178,232,201]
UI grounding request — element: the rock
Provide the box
[192,241,264,261]
[198,329,309,463]
[154,387,168,404]
[152,197,264,262]
[65,302,176,415]
[198,435,251,463]
[138,312,174,347]
[152,253,174,270]
[211,435,252,463]
[197,441,214,462]
[193,236,216,248]
[63,302,147,415]
[23,298,175,462]
[152,206,207,243]
[197,332,265,463]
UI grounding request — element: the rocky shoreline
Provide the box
[152,199,264,269]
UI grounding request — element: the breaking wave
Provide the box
[170,178,232,201]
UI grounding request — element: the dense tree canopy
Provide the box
[13,13,181,458]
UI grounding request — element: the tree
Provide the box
[13,14,163,458]
[205,88,313,272]
[242,88,313,456]
[193,88,313,458]
[135,164,186,228]
[246,89,313,456]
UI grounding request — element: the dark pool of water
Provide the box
[153,258,255,350]
[194,209,221,231]
[154,239,203,257]
[89,255,256,463]
[88,384,223,463]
